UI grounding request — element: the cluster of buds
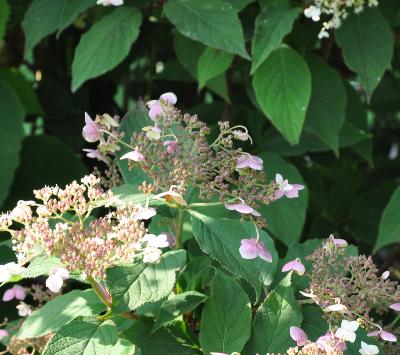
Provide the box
[0,175,170,282]
[303,0,379,39]
[297,235,399,350]
[82,92,304,229]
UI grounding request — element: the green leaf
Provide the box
[153,291,207,333]
[336,7,393,99]
[0,0,9,44]
[345,328,382,355]
[43,317,117,355]
[178,256,213,292]
[244,273,302,353]
[71,7,142,91]
[111,338,136,355]
[106,250,187,312]
[18,290,105,339]
[197,47,233,89]
[190,210,277,297]
[22,0,94,54]
[228,0,255,11]
[304,55,347,155]
[200,271,252,354]
[116,103,151,185]
[0,80,24,207]
[123,318,200,355]
[253,46,311,144]
[258,151,308,246]
[23,255,64,279]
[251,0,300,73]
[374,186,400,252]
[0,68,43,115]
[164,0,249,59]
[301,305,327,341]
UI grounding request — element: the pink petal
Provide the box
[380,330,397,342]
[273,190,285,200]
[239,239,259,259]
[225,203,253,214]
[367,331,380,337]
[257,241,272,262]
[290,326,308,346]
[160,92,177,104]
[332,238,348,247]
[2,288,16,302]
[0,329,8,338]
[82,113,100,142]
[282,259,305,275]
[83,149,107,163]
[13,285,26,301]
[120,150,144,162]
[248,156,264,170]
[285,184,305,198]
[390,303,400,312]
[53,267,69,280]
[135,207,156,220]
[149,103,163,120]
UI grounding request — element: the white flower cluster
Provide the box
[303,0,379,39]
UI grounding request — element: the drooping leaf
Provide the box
[200,271,252,354]
[244,273,302,353]
[336,7,394,99]
[0,0,9,44]
[258,151,308,246]
[197,47,233,89]
[153,291,207,333]
[22,0,94,54]
[304,55,347,154]
[374,186,400,252]
[190,210,277,297]
[164,0,249,59]
[106,250,187,312]
[71,7,142,91]
[253,46,311,144]
[123,318,200,355]
[43,317,117,355]
[18,290,105,339]
[251,0,300,73]
[0,80,24,207]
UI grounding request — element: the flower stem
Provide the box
[87,276,112,309]
[175,209,186,249]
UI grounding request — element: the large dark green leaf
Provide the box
[336,7,393,99]
[71,7,142,91]
[251,0,300,73]
[190,210,277,297]
[253,46,311,144]
[164,0,249,59]
[0,80,24,207]
[244,273,302,353]
[43,317,117,355]
[22,0,94,54]
[199,271,252,354]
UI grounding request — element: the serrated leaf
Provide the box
[200,271,252,354]
[152,291,207,333]
[43,317,117,355]
[374,186,400,252]
[197,48,233,89]
[71,7,142,91]
[123,318,200,355]
[258,151,308,246]
[22,0,94,54]
[253,46,311,145]
[0,0,10,44]
[0,80,24,207]
[251,0,300,73]
[164,0,249,59]
[304,55,346,155]
[23,255,63,279]
[106,250,187,312]
[336,7,393,99]
[189,210,277,298]
[18,290,105,339]
[244,273,302,353]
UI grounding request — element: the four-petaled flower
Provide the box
[224,203,260,217]
[46,267,69,293]
[2,285,26,302]
[239,238,272,262]
[335,320,359,343]
[282,258,305,276]
[359,341,379,355]
[143,234,169,248]
[82,112,101,142]
[290,326,308,346]
[96,0,124,6]
[368,330,397,342]
[120,147,145,162]
[236,154,263,171]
